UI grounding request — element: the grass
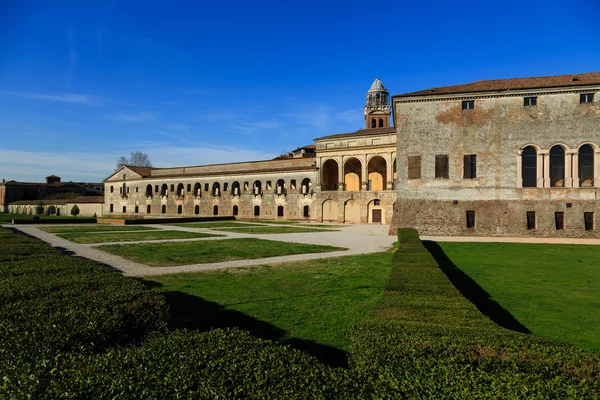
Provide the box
[144,251,392,351]
[99,238,346,266]
[41,225,157,233]
[209,226,339,234]
[57,230,222,244]
[0,213,78,224]
[432,241,600,353]
[240,219,299,224]
[167,221,265,228]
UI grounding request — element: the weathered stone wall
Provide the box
[315,190,395,224]
[391,86,600,237]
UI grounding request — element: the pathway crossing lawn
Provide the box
[144,251,393,351]
[99,238,346,266]
[41,225,157,233]
[435,241,600,353]
[57,230,222,244]
[208,226,339,234]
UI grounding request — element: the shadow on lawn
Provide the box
[422,241,531,334]
[137,279,348,368]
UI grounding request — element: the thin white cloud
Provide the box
[0,91,101,106]
[67,28,77,90]
[111,112,156,122]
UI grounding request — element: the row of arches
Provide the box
[142,178,313,198]
[322,198,390,224]
[321,156,396,191]
[520,143,598,188]
[138,204,311,218]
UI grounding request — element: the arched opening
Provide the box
[161,184,168,196]
[213,205,218,215]
[277,205,284,217]
[147,205,151,214]
[303,205,310,218]
[368,156,387,191]
[193,183,201,196]
[212,182,220,196]
[161,205,166,214]
[254,205,260,217]
[321,159,339,191]
[579,144,594,187]
[344,199,360,223]
[231,181,241,195]
[177,183,184,196]
[194,205,200,215]
[233,205,239,216]
[301,178,312,194]
[550,145,565,187]
[368,199,384,224]
[322,199,337,222]
[276,179,286,195]
[253,180,262,195]
[522,146,537,188]
[344,158,362,191]
[177,205,182,214]
[145,184,152,196]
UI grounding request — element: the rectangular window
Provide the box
[187,184,191,192]
[435,154,449,179]
[204,183,209,192]
[122,206,126,213]
[584,212,594,231]
[463,155,477,179]
[526,211,536,230]
[266,181,272,190]
[466,210,475,228]
[462,100,475,110]
[524,96,537,107]
[408,155,421,180]
[135,187,139,193]
[290,179,297,190]
[110,186,114,193]
[555,212,565,230]
[170,184,175,192]
[109,204,113,212]
[223,183,228,192]
[580,93,594,104]
[374,199,381,206]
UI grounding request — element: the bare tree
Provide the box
[116,151,152,169]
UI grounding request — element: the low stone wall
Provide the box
[12,218,97,225]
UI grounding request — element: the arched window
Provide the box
[161,205,166,214]
[161,184,168,196]
[301,178,312,194]
[303,205,310,218]
[254,205,260,216]
[368,156,387,191]
[322,159,338,191]
[522,146,537,187]
[550,145,565,187]
[233,205,238,216]
[579,144,594,187]
[344,158,362,191]
[177,183,184,196]
[177,205,182,214]
[194,205,200,215]
[371,118,376,128]
[146,184,153,196]
[277,206,284,217]
[193,183,201,196]
[253,180,262,195]
[147,205,151,214]
[212,182,220,196]
[276,179,286,195]
[231,181,240,195]
[213,205,218,215]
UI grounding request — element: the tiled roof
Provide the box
[125,165,153,177]
[395,72,600,97]
[315,126,396,141]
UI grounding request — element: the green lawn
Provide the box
[209,226,339,234]
[145,251,392,351]
[168,221,265,228]
[99,238,346,266]
[41,225,157,233]
[58,230,222,244]
[240,219,299,224]
[0,213,79,224]
[433,241,600,353]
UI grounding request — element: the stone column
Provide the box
[541,151,550,188]
[536,150,543,188]
[516,150,522,188]
[595,150,600,187]
[361,154,368,191]
[571,151,579,188]
[565,151,573,188]
[315,157,322,191]
[337,157,344,191]
[386,154,393,190]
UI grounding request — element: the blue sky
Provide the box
[1,0,599,182]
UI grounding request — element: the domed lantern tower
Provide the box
[364,78,391,129]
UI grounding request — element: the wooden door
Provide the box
[372,209,382,223]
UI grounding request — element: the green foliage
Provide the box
[70,204,80,217]
[35,201,44,215]
[47,205,56,215]
[349,229,600,398]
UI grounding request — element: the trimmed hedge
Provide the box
[349,229,600,398]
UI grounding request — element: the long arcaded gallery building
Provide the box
[105,73,600,237]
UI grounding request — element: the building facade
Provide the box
[390,72,600,237]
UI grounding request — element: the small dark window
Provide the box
[462,100,475,110]
[233,205,238,216]
[584,212,594,231]
[290,179,297,190]
[580,93,594,104]
[177,205,182,214]
[435,154,449,179]
[213,205,218,216]
[254,205,260,217]
[194,205,200,215]
[204,183,209,192]
[374,199,381,206]
[524,97,537,107]
[408,155,421,180]
[155,185,159,193]
[463,155,477,179]
[379,118,384,127]
[277,206,284,217]
[134,205,138,213]
[109,204,113,212]
[187,184,191,192]
[162,205,166,214]
[110,186,114,193]
[135,187,139,193]
[555,212,565,230]
[371,118,376,128]
[169,184,173,192]
[526,211,536,230]
[466,210,475,228]
[147,205,151,214]
[223,183,228,192]
[303,205,310,217]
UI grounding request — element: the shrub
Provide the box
[70,205,80,217]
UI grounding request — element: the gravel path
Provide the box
[7,223,396,277]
